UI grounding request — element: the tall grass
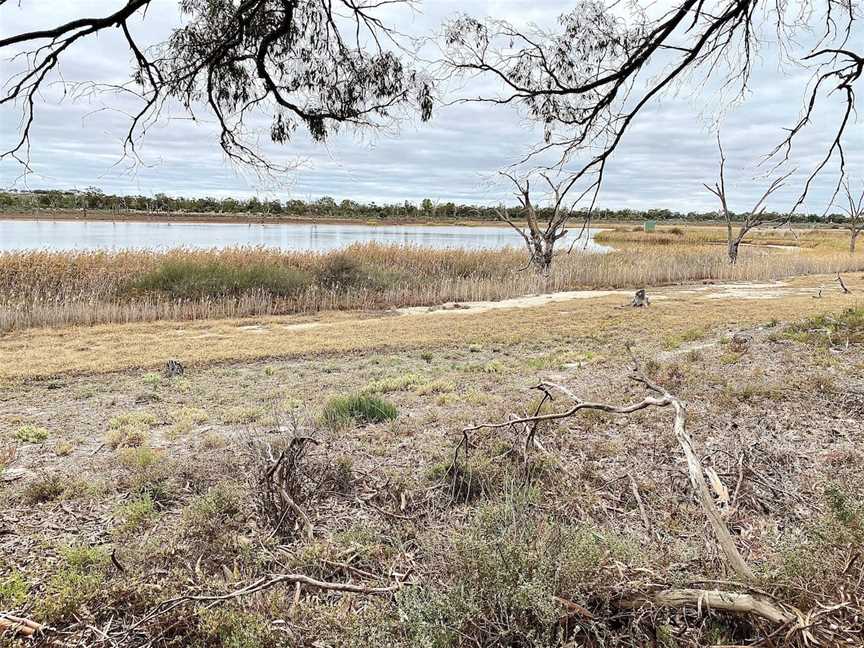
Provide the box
[1,236,862,331]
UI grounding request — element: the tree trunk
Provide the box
[728,239,740,264]
[851,230,859,255]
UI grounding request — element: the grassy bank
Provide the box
[1,228,863,331]
[1,302,861,645]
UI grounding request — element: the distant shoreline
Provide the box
[0,209,513,228]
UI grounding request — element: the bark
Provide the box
[619,588,796,625]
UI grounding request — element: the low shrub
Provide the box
[15,424,49,443]
[399,489,642,647]
[39,545,109,623]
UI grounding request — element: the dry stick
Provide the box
[0,614,45,638]
[134,573,400,632]
[628,475,653,534]
[837,272,851,294]
[619,588,795,625]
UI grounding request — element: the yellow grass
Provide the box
[1,272,859,381]
[1,228,863,332]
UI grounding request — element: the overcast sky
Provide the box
[0,0,861,212]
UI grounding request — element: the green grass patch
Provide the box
[321,393,397,429]
[15,424,49,443]
[784,307,864,346]
[128,258,313,299]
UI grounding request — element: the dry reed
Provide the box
[1,236,862,331]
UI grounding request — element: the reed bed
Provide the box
[1,239,862,331]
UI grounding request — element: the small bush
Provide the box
[182,482,246,543]
[399,490,642,647]
[15,424,49,443]
[39,545,109,623]
[106,411,155,448]
[23,473,65,503]
[196,607,275,647]
[321,394,397,429]
[114,494,156,535]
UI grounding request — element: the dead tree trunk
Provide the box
[841,180,863,255]
[497,172,594,275]
[704,135,793,265]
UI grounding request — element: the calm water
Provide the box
[0,219,609,253]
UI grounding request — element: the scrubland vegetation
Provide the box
[1,298,862,645]
[1,226,862,331]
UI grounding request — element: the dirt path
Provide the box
[0,274,859,381]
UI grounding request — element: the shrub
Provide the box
[196,607,275,648]
[321,394,397,429]
[0,571,27,608]
[39,546,109,623]
[23,474,66,503]
[182,482,246,543]
[114,494,157,535]
[399,490,642,647]
[130,258,312,299]
[15,424,49,443]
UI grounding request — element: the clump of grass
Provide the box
[363,372,423,394]
[321,393,397,429]
[54,440,74,456]
[106,411,155,448]
[416,378,456,396]
[39,546,110,623]
[221,405,265,425]
[168,406,209,437]
[15,424,49,443]
[0,571,28,608]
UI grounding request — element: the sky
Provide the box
[0,0,861,212]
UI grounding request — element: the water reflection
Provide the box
[0,219,609,253]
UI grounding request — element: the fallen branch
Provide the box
[462,347,756,583]
[133,573,401,634]
[619,588,796,625]
[0,613,45,638]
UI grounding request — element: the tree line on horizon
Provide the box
[0,188,848,225]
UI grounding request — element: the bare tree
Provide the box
[0,1,433,174]
[840,180,864,254]
[442,0,861,211]
[703,138,793,264]
[496,172,595,274]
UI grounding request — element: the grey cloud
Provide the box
[0,0,861,213]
